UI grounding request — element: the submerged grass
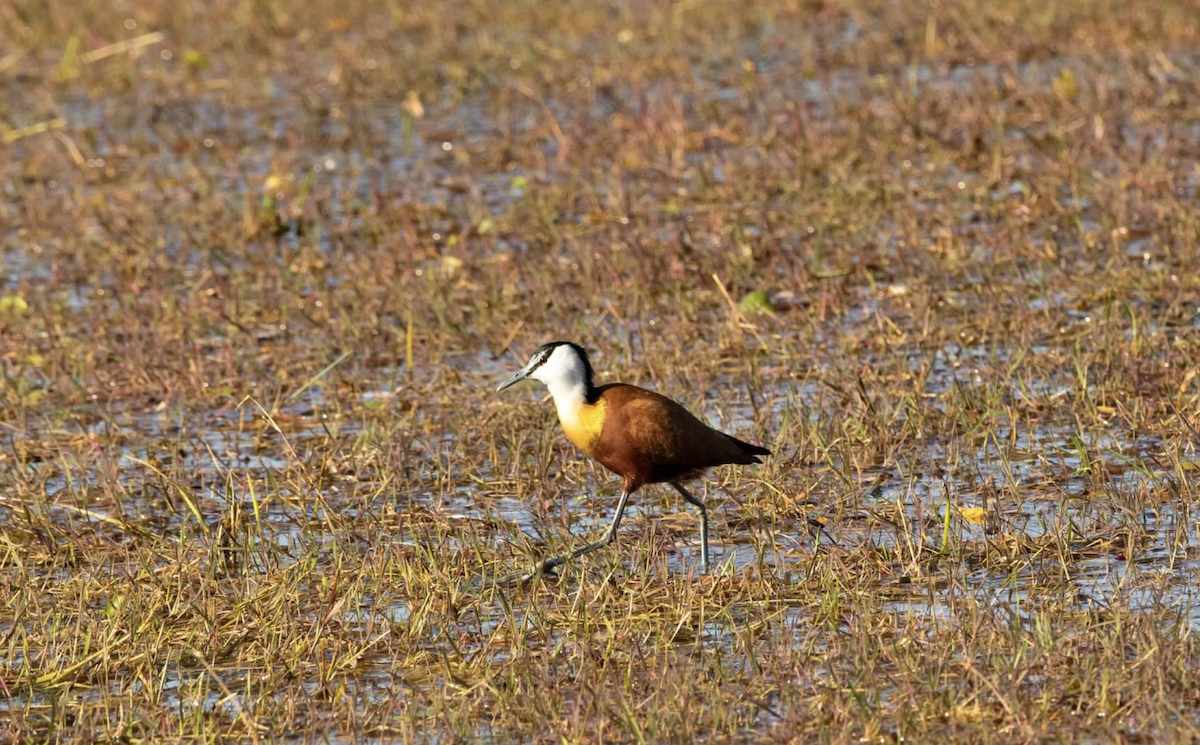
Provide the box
[2,0,1200,741]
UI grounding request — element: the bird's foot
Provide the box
[495,556,563,585]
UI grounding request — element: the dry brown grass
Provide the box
[2,0,1200,741]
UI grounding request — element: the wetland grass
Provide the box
[2,0,1200,741]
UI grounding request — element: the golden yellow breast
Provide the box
[556,398,608,454]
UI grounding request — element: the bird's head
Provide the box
[496,341,595,393]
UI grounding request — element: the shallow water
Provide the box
[3,10,1200,740]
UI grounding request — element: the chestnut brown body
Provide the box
[588,384,769,493]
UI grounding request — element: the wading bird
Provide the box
[497,341,769,579]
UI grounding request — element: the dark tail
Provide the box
[726,434,771,464]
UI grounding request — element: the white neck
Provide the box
[546,376,588,417]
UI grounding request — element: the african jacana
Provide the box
[497,341,770,578]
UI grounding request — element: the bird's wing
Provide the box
[614,389,740,468]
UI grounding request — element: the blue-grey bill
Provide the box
[496,369,529,392]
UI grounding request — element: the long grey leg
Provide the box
[671,482,709,573]
[513,490,632,582]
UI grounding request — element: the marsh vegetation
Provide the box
[2,0,1200,741]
